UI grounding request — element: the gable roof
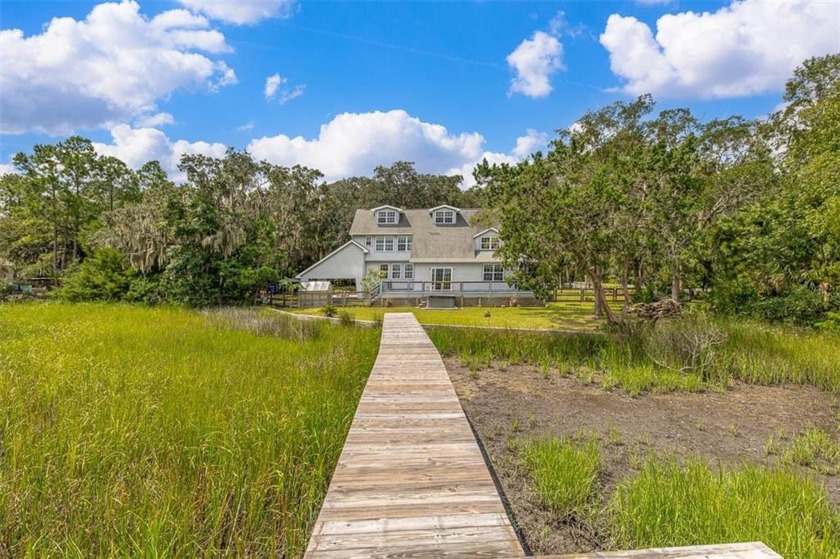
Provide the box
[370,205,403,213]
[295,240,368,279]
[472,227,499,238]
[350,208,500,262]
[428,205,461,214]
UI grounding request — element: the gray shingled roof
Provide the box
[349,208,499,262]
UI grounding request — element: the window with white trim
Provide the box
[374,236,395,252]
[365,236,372,247]
[483,264,504,281]
[391,264,402,279]
[397,236,412,252]
[431,267,453,290]
[434,210,455,224]
[379,264,389,277]
[404,264,414,279]
[480,236,501,250]
[376,209,398,225]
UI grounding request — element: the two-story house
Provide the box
[295,205,538,306]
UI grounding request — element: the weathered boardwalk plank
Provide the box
[544,541,782,558]
[305,313,524,558]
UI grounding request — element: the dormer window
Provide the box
[480,236,501,250]
[434,209,455,224]
[376,209,398,225]
[429,205,460,225]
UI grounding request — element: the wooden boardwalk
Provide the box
[305,313,524,558]
[304,312,781,559]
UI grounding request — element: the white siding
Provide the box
[354,235,412,262]
[299,243,367,291]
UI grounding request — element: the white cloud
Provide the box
[278,85,305,105]
[91,112,544,189]
[247,110,485,181]
[135,112,175,127]
[265,74,282,99]
[451,129,548,188]
[507,31,564,98]
[178,0,295,25]
[447,152,517,189]
[600,0,840,98]
[0,163,19,176]
[93,124,227,181]
[264,73,305,104]
[512,129,548,158]
[236,122,255,132]
[0,1,236,135]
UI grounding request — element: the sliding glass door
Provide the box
[430,268,452,291]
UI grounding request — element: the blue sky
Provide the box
[1,0,838,184]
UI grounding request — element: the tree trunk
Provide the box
[621,259,632,314]
[587,269,618,324]
[671,267,681,302]
[634,260,643,298]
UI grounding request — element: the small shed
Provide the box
[298,280,332,308]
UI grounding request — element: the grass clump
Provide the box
[206,306,325,341]
[522,435,600,521]
[724,322,840,391]
[0,303,379,557]
[337,309,356,327]
[767,427,840,476]
[608,457,840,558]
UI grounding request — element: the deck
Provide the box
[305,312,524,558]
[304,313,782,559]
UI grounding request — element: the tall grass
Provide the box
[522,435,600,521]
[427,327,605,371]
[725,321,840,391]
[429,316,840,394]
[608,457,840,558]
[0,303,379,557]
[767,427,840,476]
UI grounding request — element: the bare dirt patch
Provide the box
[446,358,840,555]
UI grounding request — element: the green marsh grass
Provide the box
[0,303,379,556]
[608,457,840,558]
[522,435,600,521]
[767,427,840,476]
[429,317,840,395]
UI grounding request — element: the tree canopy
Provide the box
[1,54,836,323]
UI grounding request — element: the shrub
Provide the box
[337,309,356,327]
[124,275,166,305]
[59,248,135,302]
[322,304,337,318]
[753,286,827,326]
[707,279,760,316]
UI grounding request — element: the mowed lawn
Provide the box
[293,300,624,330]
[0,303,379,557]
